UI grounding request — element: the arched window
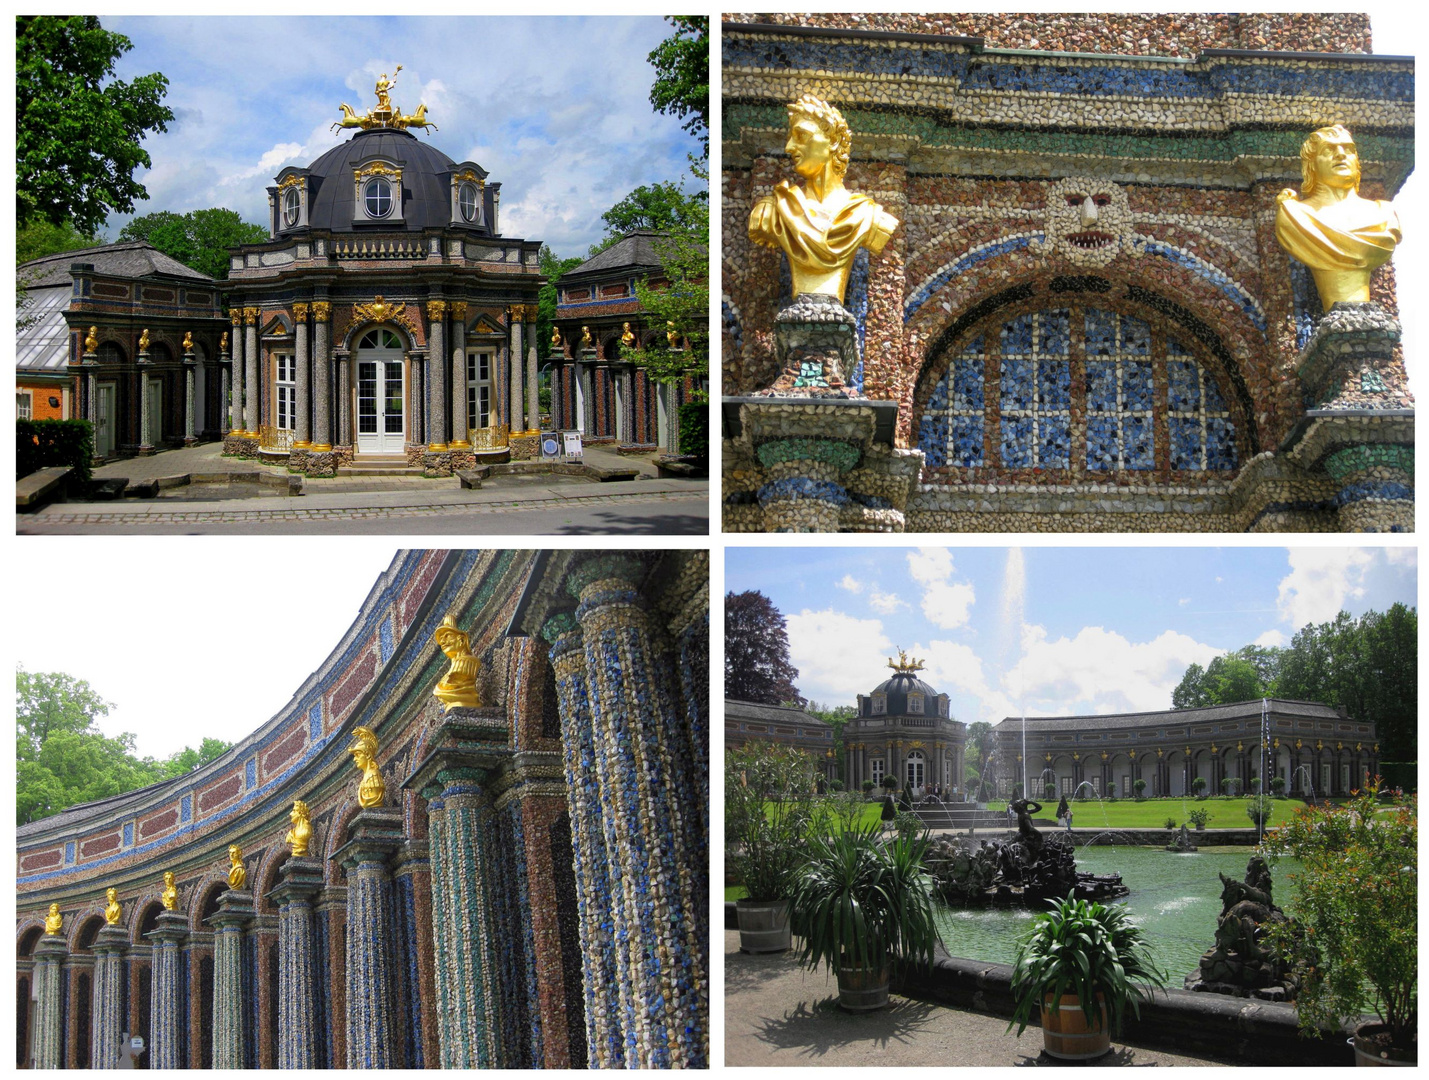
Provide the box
[918,304,1239,476]
[365,177,393,218]
[358,328,404,350]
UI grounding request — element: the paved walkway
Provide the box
[723,931,1234,1067]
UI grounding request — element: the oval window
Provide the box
[283,187,301,226]
[365,177,393,218]
[459,182,479,222]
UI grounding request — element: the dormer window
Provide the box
[283,187,301,226]
[274,170,310,233]
[459,182,480,222]
[872,694,886,716]
[353,162,404,225]
[908,693,924,714]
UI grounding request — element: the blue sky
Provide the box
[726,546,1417,724]
[100,16,701,258]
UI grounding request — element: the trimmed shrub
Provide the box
[1133,778,1147,799]
[861,779,875,794]
[1043,783,1056,799]
[677,394,707,461]
[1270,775,1286,797]
[17,419,93,482]
[1191,776,1207,797]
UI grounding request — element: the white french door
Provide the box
[355,337,406,454]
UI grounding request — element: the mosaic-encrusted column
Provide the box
[509,313,526,432]
[546,620,626,1068]
[32,933,67,1070]
[293,302,311,447]
[566,553,709,1068]
[229,310,245,433]
[428,300,448,449]
[267,857,324,1068]
[526,308,540,433]
[407,707,511,1067]
[335,807,406,1069]
[146,909,188,1069]
[137,345,155,453]
[183,343,197,445]
[312,302,332,450]
[450,302,470,447]
[210,889,255,1069]
[91,922,129,1069]
[243,307,260,433]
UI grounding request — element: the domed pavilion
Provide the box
[845,650,967,797]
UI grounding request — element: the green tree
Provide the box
[17,16,174,236]
[17,217,102,265]
[537,243,584,363]
[161,736,232,778]
[118,208,267,280]
[647,15,709,154]
[807,702,856,779]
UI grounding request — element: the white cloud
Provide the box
[1178,597,1190,606]
[836,574,863,594]
[225,142,305,184]
[1276,549,1374,629]
[1253,629,1288,648]
[1384,547,1417,568]
[869,589,905,614]
[906,548,976,629]
[785,609,893,704]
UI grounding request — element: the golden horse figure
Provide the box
[348,727,387,809]
[401,103,438,133]
[332,103,365,132]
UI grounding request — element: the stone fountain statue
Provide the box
[1185,855,1300,1000]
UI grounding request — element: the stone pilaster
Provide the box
[229,311,245,433]
[406,707,511,1067]
[580,354,596,434]
[293,302,311,447]
[618,365,634,443]
[450,303,470,447]
[210,889,255,1069]
[337,350,351,451]
[243,307,260,434]
[182,345,197,445]
[268,857,324,1069]
[146,910,188,1069]
[91,923,129,1069]
[526,308,540,433]
[32,934,67,1070]
[428,300,449,450]
[137,347,155,454]
[564,554,709,1068]
[509,313,525,432]
[335,807,407,1069]
[312,302,332,450]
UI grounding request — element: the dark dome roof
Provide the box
[868,671,940,715]
[300,128,472,233]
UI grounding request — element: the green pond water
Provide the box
[933,846,1301,981]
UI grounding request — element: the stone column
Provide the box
[563,553,708,1068]
[411,356,425,446]
[509,312,525,433]
[91,923,129,1069]
[210,889,255,1069]
[526,308,539,433]
[407,707,511,1068]
[580,355,596,434]
[229,311,245,433]
[137,345,154,454]
[312,302,332,450]
[33,934,67,1070]
[269,857,324,1069]
[183,343,197,445]
[293,302,311,447]
[146,909,188,1069]
[618,365,634,443]
[243,307,260,434]
[337,351,351,450]
[450,302,469,447]
[427,300,448,449]
[335,808,407,1069]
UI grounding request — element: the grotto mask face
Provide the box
[1036,177,1138,267]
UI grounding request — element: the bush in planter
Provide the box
[789,823,939,1010]
[1270,776,1286,797]
[1105,782,1116,801]
[1188,808,1210,830]
[1265,782,1416,1059]
[1221,777,1238,797]
[1044,783,1056,799]
[1164,816,1178,831]
[1245,794,1274,828]
[828,778,845,793]
[1008,894,1166,1051]
[1133,778,1147,800]
[726,742,813,945]
[861,779,876,795]
[1191,776,1207,798]
[1251,777,1262,794]
[893,810,923,843]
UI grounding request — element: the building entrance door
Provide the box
[355,328,406,454]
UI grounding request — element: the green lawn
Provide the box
[986,795,1313,830]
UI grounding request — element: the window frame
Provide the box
[273,353,296,431]
[364,177,394,219]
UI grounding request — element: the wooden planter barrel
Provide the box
[836,960,890,1012]
[735,899,791,954]
[1040,993,1111,1060]
[1352,1024,1416,1067]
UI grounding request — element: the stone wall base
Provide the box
[223,434,260,459]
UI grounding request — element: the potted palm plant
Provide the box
[1009,895,1166,1060]
[789,823,939,1012]
[726,742,814,954]
[1266,782,1416,1066]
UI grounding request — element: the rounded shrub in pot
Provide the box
[726,742,814,953]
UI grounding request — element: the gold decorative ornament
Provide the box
[1044,752,1052,762]
[160,871,178,910]
[311,302,331,323]
[227,845,246,889]
[1275,125,1402,310]
[427,299,448,321]
[551,325,562,347]
[104,888,122,926]
[885,648,924,673]
[620,321,636,348]
[220,331,229,352]
[44,903,63,936]
[1316,740,1323,752]
[348,727,386,808]
[285,803,312,857]
[747,94,899,303]
[580,325,592,347]
[277,173,305,192]
[433,615,482,711]
[182,331,194,352]
[1129,750,1136,759]
[1237,741,1244,753]
[453,168,483,185]
[355,162,403,184]
[243,307,259,325]
[84,326,99,353]
[332,65,438,134]
[347,296,418,339]
[449,301,467,320]
[1100,750,1107,760]
[231,310,243,326]
[1295,739,1302,751]
[292,302,309,320]
[138,328,151,352]
[666,320,679,348]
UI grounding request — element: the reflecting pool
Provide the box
[933,845,1301,979]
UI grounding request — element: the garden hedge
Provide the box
[16,419,93,482]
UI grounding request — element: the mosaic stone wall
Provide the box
[722,18,1413,531]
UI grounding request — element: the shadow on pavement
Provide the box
[547,509,708,534]
[752,997,945,1058]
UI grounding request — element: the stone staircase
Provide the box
[336,455,422,477]
[910,801,1013,832]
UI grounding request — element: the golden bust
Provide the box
[1276,125,1402,310]
[137,329,151,353]
[220,331,229,352]
[44,903,63,936]
[551,325,562,347]
[227,845,246,890]
[286,802,312,857]
[667,321,680,349]
[620,321,636,348]
[748,94,899,304]
[84,326,99,353]
[181,331,194,353]
[348,727,386,809]
[104,888,122,926]
[160,871,178,911]
[433,614,482,711]
[580,325,592,348]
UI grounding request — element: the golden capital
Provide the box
[348,727,386,808]
[1275,124,1401,311]
[44,903,63,936]
[747,93,899,303]
[285,802,312,857]
[104,888,122,926]
[292,302,310,320]
[433,614,482,711]
[231,310,243,326]
[427,299,448,321]
[311,302,331,323]
[449,301,467,320]
[243,307,259,325]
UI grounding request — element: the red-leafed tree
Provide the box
[725,590,804,706]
